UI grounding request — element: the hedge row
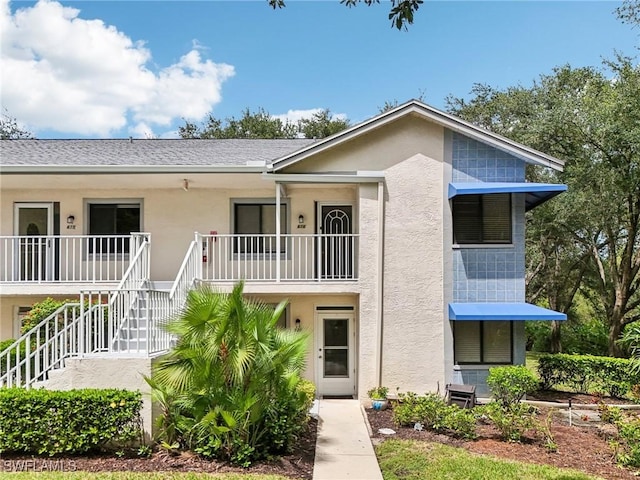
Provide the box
[538,353,640,398]
[0,388,142,455]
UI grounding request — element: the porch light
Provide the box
[295,318,301,331]
[298,214,305,224]
[66,215,75,224]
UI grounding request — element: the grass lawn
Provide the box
[375,439,603,480]
[525,351,543,377]
[0,474,288,480]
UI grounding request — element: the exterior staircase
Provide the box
[0,233,201,389]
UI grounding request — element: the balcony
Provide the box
[0,234,148,284]
[199,233,359,282]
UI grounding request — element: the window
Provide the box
[233,202,287,254]
[454,321,513,364]
[87,202,141,254]
[453,194,512,244]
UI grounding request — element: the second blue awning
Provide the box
[449,303,567,321]
[448,182,567,211]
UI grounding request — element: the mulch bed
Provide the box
[367,394,640,480]
[0,418,317,478]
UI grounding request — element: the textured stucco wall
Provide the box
[357,183,381,400]
[43,357,157,439]
[380,153,445,394]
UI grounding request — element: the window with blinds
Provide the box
[453,194,512,244]
[454,320,513,364]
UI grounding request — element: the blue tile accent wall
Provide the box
[451,133,526,303]
[452,132,525,183]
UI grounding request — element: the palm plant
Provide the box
[147,282,311,465]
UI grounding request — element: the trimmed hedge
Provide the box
[538,353,640,397]
[0,388,143,455]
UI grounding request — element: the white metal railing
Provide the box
[199,233,359,281]
[0,303,84,388]
[0,234,149,283]
[0,235,152,388]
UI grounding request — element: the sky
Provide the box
[1,0,638,139]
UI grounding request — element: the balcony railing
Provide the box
[199,233,359,281]
[0,234,149,283]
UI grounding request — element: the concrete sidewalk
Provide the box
[312,399,384,480]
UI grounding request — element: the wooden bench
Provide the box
[446,384,476,409]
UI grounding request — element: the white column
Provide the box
[276,183,281,282]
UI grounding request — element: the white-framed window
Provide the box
[453,194,512,245]
[85,200,142,254]
[454,320,513,364]
[231,199,288,254]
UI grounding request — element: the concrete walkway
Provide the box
[312,399,384,480]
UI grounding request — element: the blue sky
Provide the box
[1,0,638,138]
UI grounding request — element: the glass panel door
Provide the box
[316,312,355,397]
[14,203,53,281]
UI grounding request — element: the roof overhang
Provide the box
[448,182,567,211]
[270,100,566,173]
[0,165,266,175]
[265,171,385,184]
[449,303,567,321]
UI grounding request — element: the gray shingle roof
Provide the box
[0,139,315,168]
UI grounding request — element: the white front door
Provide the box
[14,203,54,281]
[315,312,356,397]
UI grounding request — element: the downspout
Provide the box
[375,180,385,386]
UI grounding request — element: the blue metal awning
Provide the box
[448,182,567,211]
[449,303,567,321]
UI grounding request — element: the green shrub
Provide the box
[537,353,640,397]
[615,416,640,467]
[478,402,537,442]
[20,297,73,333]
[0,388,142,456]
[487,366,539,407]
[393,392,476,439]
[525,318,608,356]
[147,282,310,466]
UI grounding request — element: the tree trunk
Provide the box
[608,316,625,357]
[550,320,562,354]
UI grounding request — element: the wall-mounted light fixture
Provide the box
[66,215,75,224]
[298,214,305,225]
[182,179,190,192]
[295,318,301,331]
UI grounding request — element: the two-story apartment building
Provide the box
[0,101,567,413]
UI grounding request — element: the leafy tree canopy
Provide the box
[1,110,33,139]
[179,107,349,139]
[268,0,424,30]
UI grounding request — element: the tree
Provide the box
[179,107,349,139]
[447,58,640,356]
[616,0,640,26]
[1,110,33,139]
[268,0,423,31]
[148,282,311,464]
[297,109,350,139]
[179,107,297,139]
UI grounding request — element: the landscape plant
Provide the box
[537,353,640,397]
[0,388,142,455]
[486,365,539,407]
[147,282,311,466]
[393,392,476,439]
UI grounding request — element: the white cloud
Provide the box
[272,108,348,125]
[0,0,234,137]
